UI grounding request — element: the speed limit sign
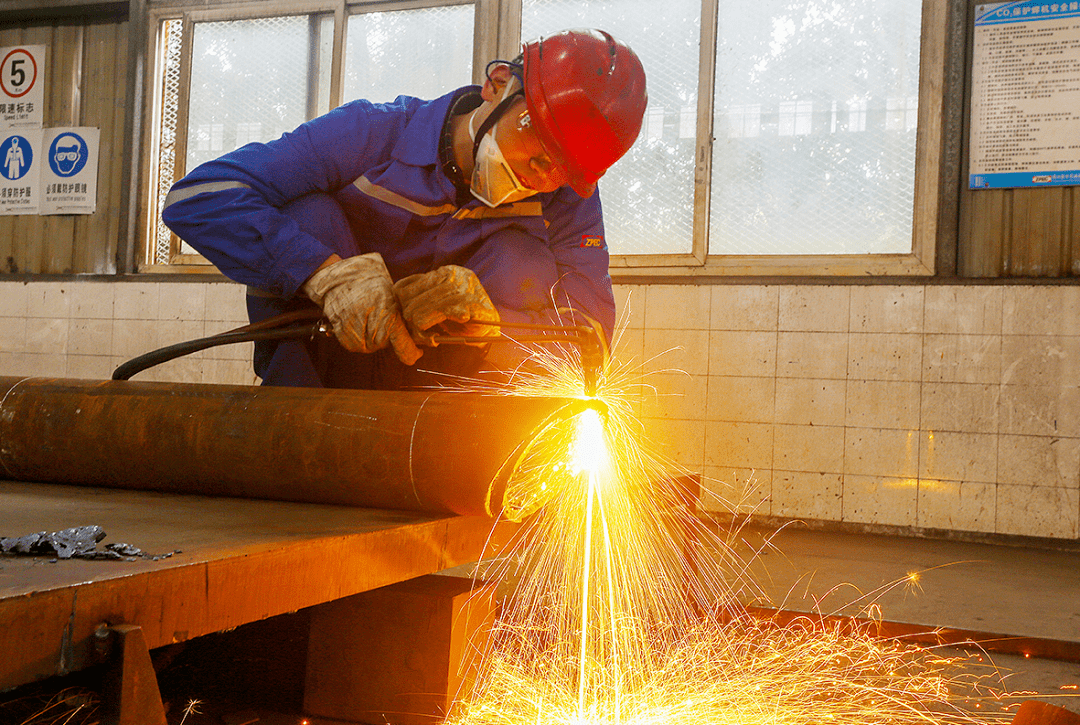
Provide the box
[0,45,45,129]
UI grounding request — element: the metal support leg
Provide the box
[98,624,168,725]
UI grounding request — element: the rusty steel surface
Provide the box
[0,376,584,517]
[0,480,516,692]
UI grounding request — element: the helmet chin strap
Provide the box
[470,84,525,161]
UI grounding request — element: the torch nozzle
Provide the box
[429,315,608,398]
[577,326,605,398]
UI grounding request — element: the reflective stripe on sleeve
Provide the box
[163,180,253,209]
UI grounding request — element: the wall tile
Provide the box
[704,420,773,469]
[645,285,710,330]
[1003,286,1080,336]
[0,316,27,353]
[774,378,845,426]
[26,282,71,318]
[919,430,997,483]
[114,283,160,320]
[141,356,205,384]
[20,352,67,377]
[68,318,113,356]
[113,319,161,359]
[69,282,115,319]
[0,352,31,376]
[643,417,706,473]
[204,282,248,323]
[1001,335,1080,388]
[917,480,995,533]
[25,318,67,355]
[921,383,999,434]
[779,286,850,332]
[774,423,845,473]
[710,330,776,377]
[845,427,920,478]
[203,339,254,363]
[639,373,708,420]
[644,328,710,376]
[849,286,924,333]
[846,380,920,430]
[997,434,1080,489]
[923,334,1000,384]
[924,286,1002,335]
[204,358,258,386]
[158,283,207,322]
[772,471,843,520]
[996,484,1079,538]
[711,285,778,331]
[158,319,207,349]
[706,375,775,423]
[0,282,29,317]
[843,474,918,526]
[610,326,645,371]
[66,354,117,380]
[776,331,847,379]
[703,466,772,515]
[848,333,922,381]
[999,384,1080,437]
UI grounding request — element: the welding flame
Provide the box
[571,409,606,477]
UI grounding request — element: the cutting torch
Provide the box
[112,308,608,396]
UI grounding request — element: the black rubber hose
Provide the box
[112,321,323,381]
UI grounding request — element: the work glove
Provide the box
[393,265,501,346]
[302,253,422,365]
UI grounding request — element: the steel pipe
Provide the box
[0,377,585,518]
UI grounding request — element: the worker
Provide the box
[162,29,647,389]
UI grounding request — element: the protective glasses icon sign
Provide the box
[49,133,88,177]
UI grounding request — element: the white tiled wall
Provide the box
[612,283,1080,541]
[2,279,1078,541]
[0,280,255,385]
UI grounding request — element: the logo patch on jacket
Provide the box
[580,234,604,248]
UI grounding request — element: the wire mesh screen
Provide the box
[522,0,700,256]
[187,16,321,171]
[343,6,474,104]
[710,0,921,256]
[152,18,183,265]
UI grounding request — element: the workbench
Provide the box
[0,479,512,723]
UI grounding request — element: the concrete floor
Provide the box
[728,525,1080,715]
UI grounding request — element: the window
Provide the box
[143,0,945,276]
[148,10,335,266]
[343,6,474,104]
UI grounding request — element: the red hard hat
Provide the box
[522,29,648,197]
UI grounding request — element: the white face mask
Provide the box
[468,85,537,208]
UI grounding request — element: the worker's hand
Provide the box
[393,266,501,346]
[302,253,423,365]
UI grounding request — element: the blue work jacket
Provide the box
[162,87,615,343]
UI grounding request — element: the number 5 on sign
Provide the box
[0,45,45,130]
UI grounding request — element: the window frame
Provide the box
[137,0,953,277]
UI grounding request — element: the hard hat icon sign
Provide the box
[1,135,32,180]
[49,133,87,177]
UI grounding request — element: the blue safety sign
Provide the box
[0,134,32,180]
[48,132,88,177]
